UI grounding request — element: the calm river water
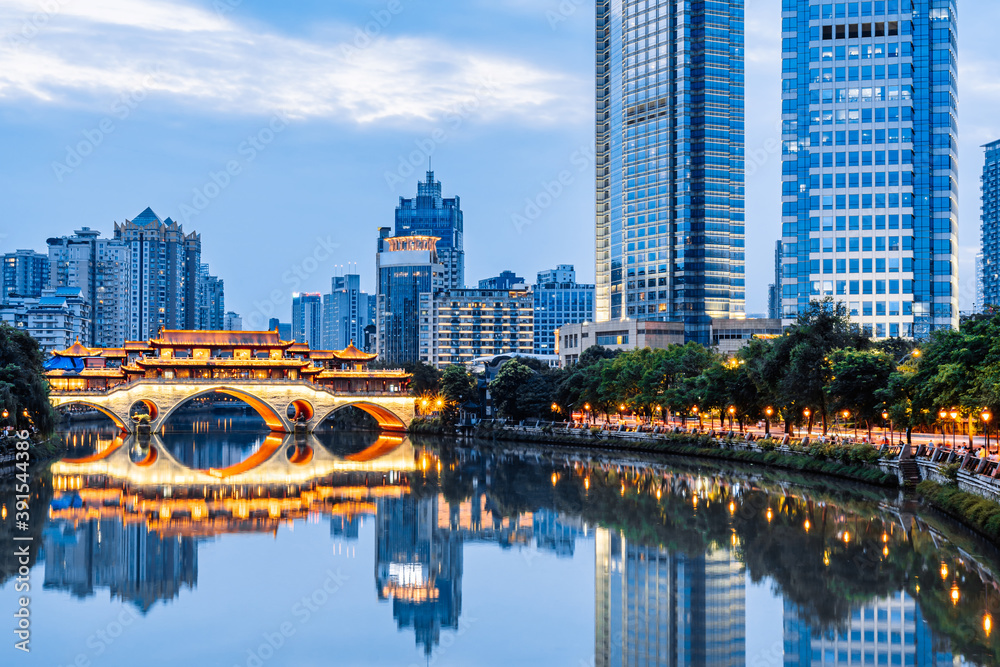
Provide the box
[3,418,999,666]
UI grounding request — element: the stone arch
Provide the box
[318,401,407,432]
[130,399,159,421]
[53,400,129,433]
[156,387,288,433]
[287,399,314,422]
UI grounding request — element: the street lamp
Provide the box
[939,410,949,447]
[983,410,993,454]
[950,409,959,449]
[584,403,591,425]
[882,410,890,445]
[727,405,736,431]
[803,408,812,436]
[765,406,773,437]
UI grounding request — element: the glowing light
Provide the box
[729,501,736,515]
[766,508,773,522]
[940,563,949,580]
[551,472,558,487]
[823,550,830,567]
[951,583,960,605]
[882,532,889,543]
[843,531,851,543]
[985,613,993,637]
[656,489,662,500]
[584,477,590,490]
[882,546,889,557]
[804,519,811,532]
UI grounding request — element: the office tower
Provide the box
[196,264,225,330]
[114,207,201,340]
[291,293,323,347]
[769,241,783,320]
[269,317,292,341]
[595,528,746,667]
[418,286,534,368]
[2,249,50,300]
[478,271,525,290]
[780,1,959,338]
[533,264,595,356]
[976,253,985,313]
[47,228,131,347]
[783,593,952,667]
[595,0,746,344]
[376,228,444,365]
[322,274,372,350]
[395,170,464,289]
[223,311,242,331]
[982,140,1000,309]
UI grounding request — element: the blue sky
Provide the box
[1,0,997,326]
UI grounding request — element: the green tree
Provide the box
[405,361,441,396]
[0,323,56,434]
[440,364,475,425]
[489,359,536,422]
[826,348,895,440]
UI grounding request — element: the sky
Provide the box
[1,0,998,327]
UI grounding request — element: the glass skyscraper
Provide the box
[595,0,746,345]
[981,139,1000,309]
[780,0,959,338]
[395,170,464,290]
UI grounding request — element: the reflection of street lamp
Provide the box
[765,406,773,436]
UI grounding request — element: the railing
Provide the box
[50,378,408,399]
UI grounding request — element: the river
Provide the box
[2,418,998,666]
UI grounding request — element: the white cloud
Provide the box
[0,0,585,126]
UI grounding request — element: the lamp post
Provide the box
[939,410,948,447]
[842,409,853,440]
[765,406,773,437]
[882,410,890,446]
[983,410,993,455]
[950,409,959,450]
[803,408,812,436]
[727,405,736,431]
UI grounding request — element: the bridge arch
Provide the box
[318,401,407,432]
[156,387,287,433]
[54,400,129,433]
[129,399,159,421]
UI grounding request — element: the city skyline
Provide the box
[2,1,999,325]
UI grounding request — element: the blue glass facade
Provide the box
[532,265,595,355]
[2,249,50,300]
[376,229,443,366]
[596,0,746,345]
[981,140,1000,308]
[780,0,958,338]
[395,171,464,289]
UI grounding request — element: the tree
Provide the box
[0,323,56,434]
[440,364,475,425]
[488,359,536,422]
[826,349,895,440]
[405,361,441,396]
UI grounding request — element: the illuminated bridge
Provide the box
[45,330,415,434]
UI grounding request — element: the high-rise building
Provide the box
[478,271,525,290]
[268,317,292,341]
[2,249,50,300]
[291,293,323,347]
[418,287,534,368]
[783,593,952,667]
[768,241,783,320]
[595,1,746,344]
[780,1,959,339]
[981,139,1000,309]
[595,528,745,667]
[223,311,242,331]
[533,264,595,355]
[47,228,131,347]
[196,264,225,331]
[322,274,372,350]
[114,207,202,340]
[976,253,985,313]
[0,287,91,353]
[395,170,464,289]
[376,229,444,366]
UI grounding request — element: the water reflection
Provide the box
[5,431,1000,665]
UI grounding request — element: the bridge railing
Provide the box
[50,378,410,399]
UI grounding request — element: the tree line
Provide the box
[412,300,1000,445]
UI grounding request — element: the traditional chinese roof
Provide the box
[150,330,294,349]
[133,358,313,368]
[332,343,378,362]
[91,348,128,358]
[124,341,154,351]
[287,342,311,354]
[53,340,96,357]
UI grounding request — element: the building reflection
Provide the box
[784,593,954,667]
[595,528,746,667]
[42,518,196,613]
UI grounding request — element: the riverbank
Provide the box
[0,432,65,473]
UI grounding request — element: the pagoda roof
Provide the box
[287,342,311,353]
[53,340,96,357]
[91,348,128,358]
[124,341,154,351]
[134,358,312,368]
[150,330,294,349]
[332,343,378,362]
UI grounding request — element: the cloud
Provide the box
[0,0,585,126]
